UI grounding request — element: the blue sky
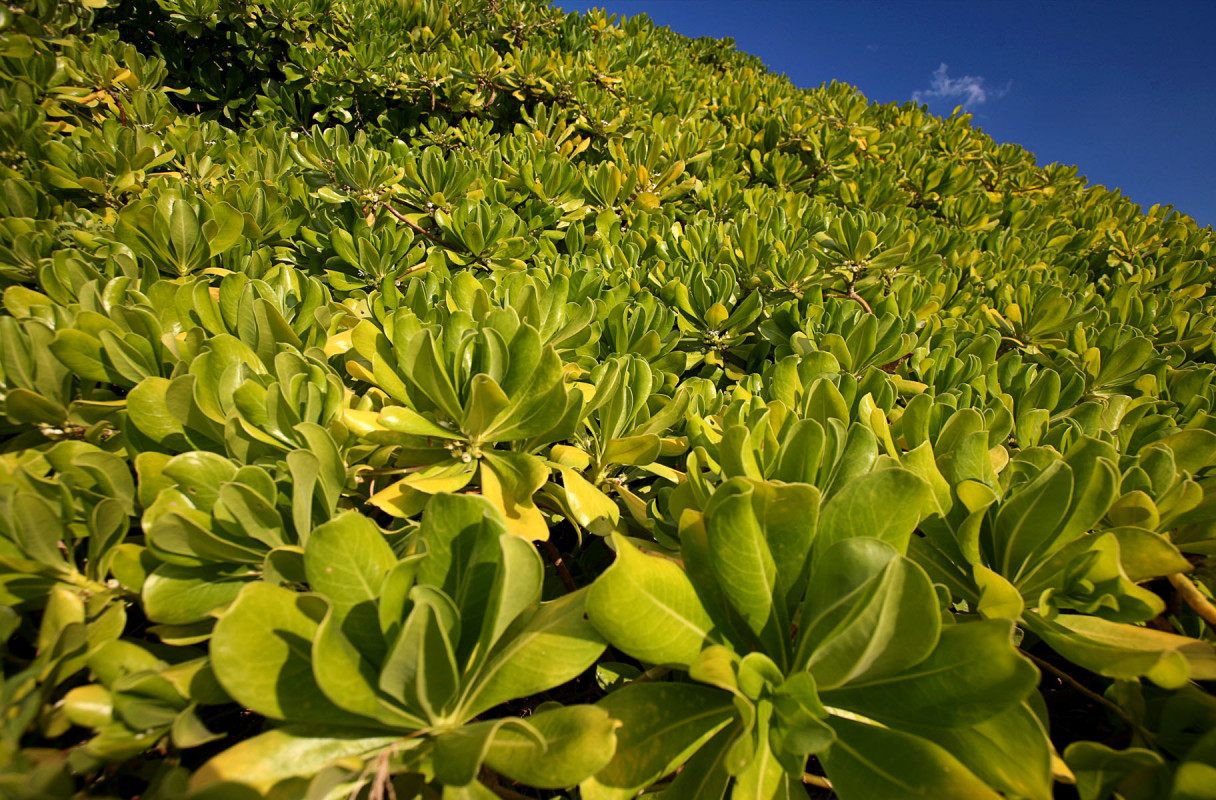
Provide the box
[578,1,1216,228]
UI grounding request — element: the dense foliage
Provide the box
[2,0,1215,798]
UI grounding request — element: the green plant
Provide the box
[1,0,1215,797]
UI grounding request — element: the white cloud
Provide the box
[912,63,1009,106]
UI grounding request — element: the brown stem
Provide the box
[105,88,128,127]
[1024,651,1152,742]
[632,664,670,683]
[825,288,872,315]
[1168,573,1216,626]
[379,201,463,252]
[482,770,534,800]
[490,785,533,800]
[542,540,578,592]
[367,749,398,800]
[846,289,872,314]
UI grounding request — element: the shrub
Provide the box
[1,1,1214,798]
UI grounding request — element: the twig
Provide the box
[632,665,670,683]
[397,261,432,279]
[542,540,577,592]
[356,467,411,477]
[845,289,872,315]
[801,773,833,791]
[378,201,463,251]
[105,88,128,127]
[1024,651,1152,742]
[825,288,872,315]
[640,781,674,794]
[1168,573,1216,626]
[482,770,534,800]
[490,784,532,800]
[365,748,398,800]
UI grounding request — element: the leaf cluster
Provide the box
[2,1,1216,799]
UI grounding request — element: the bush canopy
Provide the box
[1,1,1215,799]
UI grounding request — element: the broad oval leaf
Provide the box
[585,682,736,800]
[815,467,933,560]
[799,539,941,689]
[587,532,717,668]
[821,716,1002,800]
[210,582,374,726]
[461,587,606,719]
[821,619,1037,728]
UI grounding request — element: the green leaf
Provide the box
[172,704,223,748]
[1024,612,1216,687]
[379,587,460,720]
[973,564,1024,620]
[587,532,716,667]
[1156,429,1216,475]
[603,434,662,467]
[142,563,251,625]
[463,376,509,439]
[731,708,786,800]
[403,330,464,422]
[49,330,110,382]
[659,723,739,800]
[190,725,401,794]
[798,539,940,689]
[585,682,735,800]
[908,702,1053,800]
[821,619,1036,728]
[108,543,157,593]
[5,387,66,425]
[161,657,230,705]
[167,199,201,273]
[1063,741,1167,800]
[369,461,477,518]
[461,588,606,719]
[377,404,460,440]
[815,468,932,560]
[1055,442,1119,546]
[63,684,113,728]
[416,493,544,666]
[146,504,263,567]
[749,481,819,617]
[162,451,236,513]
[127,377,189,445]
[286,449,321,539]
[822,717,1001,799]
[88,639,165,688]
[330,228,359,267]
[11,492,70,570]
[418,493,510,602]
[557,466,621,531]
[433,718,524,788]
[484,704,620,789]
[996,460,1073,579]
[304,511,396,662]
[213,482,285,550]
[210,582,374,725]
[1108,527,1191,581]
[311,601,423,729]
[768,675,834,776]
[703,480,788,664]
[205,202,245,256]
